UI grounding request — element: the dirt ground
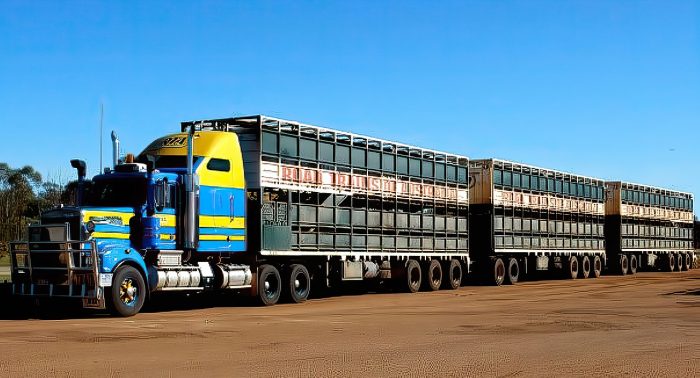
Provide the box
[0,270,699,377]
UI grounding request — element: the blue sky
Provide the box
[0,1,698,205]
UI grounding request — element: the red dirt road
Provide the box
[1,270,699,377]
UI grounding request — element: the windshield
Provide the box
[84,178,147,207]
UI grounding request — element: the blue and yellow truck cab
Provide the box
[10,125,253,316]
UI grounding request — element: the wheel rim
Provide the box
[293,270,309,298]
[495,260,505,283]
[409,266,420,287]
[263,272,279,299]
[451,264,461,286]
[509,261,518,279]
[119,277,139,307]
[431,265,441,287]
[583,258,590,273]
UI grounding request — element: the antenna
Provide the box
[99,102,104,173]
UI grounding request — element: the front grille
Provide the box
[11,222,100,299]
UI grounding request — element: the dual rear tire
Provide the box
[257,263,311,306]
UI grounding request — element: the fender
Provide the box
[98,242,149,288]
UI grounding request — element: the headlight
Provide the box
[15,253,27,268]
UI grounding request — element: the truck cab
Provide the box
[10,127,249,316]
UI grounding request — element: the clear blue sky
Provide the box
[0,1,698,205]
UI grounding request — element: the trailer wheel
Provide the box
[666,254,676,272]
[566,256,579,280]
[286,264,311,303]
[684,253,692,271]
[579,256,591,279]
[443,259,462,290]
[675,253,683,272]
[424,260,442,291]
[108,266,146,317]
[506,258,519,285]
[628,255,638,275]
[619,255,628,276]
[490,258,505,286]
[405,260,422,293]
[591,255,602,278]
[257,264,281,306]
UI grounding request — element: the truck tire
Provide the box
[108,266,146,317]
[442,259,462,290]
[628,255,638,275]
[506,258,519,285]
[287,264,311,303]
[566,256,578,280]
[684,253,692,271]
[257,264,281,306]
[580,256,591,279]
[424,260,442,291]
[405,260,422,293]
[667,254,676,272]
[591,255,602,278]
[619,255,628,276]
[490,257,505,286]
[675,253,683,272]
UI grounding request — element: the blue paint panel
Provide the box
[198,186,246,216]
[198,240,246,252]
[200,227,245,236]
[160,226,176,234]
[93,224,130,233]
[97,242,150,286]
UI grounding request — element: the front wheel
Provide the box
[108,266,146,317]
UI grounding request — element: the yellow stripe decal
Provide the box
[92,232,130,240]
[83,210,133,224]
[157,215,245,229]
[199,235,245,241]
[199,216,245,228]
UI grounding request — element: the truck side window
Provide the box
[207,158,231,172]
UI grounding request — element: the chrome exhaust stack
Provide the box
[110,131,120,168]
[183,124,199,250]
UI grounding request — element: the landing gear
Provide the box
[108,266,146,317]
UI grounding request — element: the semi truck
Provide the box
[10,115,471,316]
[8,114,694,316]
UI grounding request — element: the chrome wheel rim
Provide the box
[119,278,138,307]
